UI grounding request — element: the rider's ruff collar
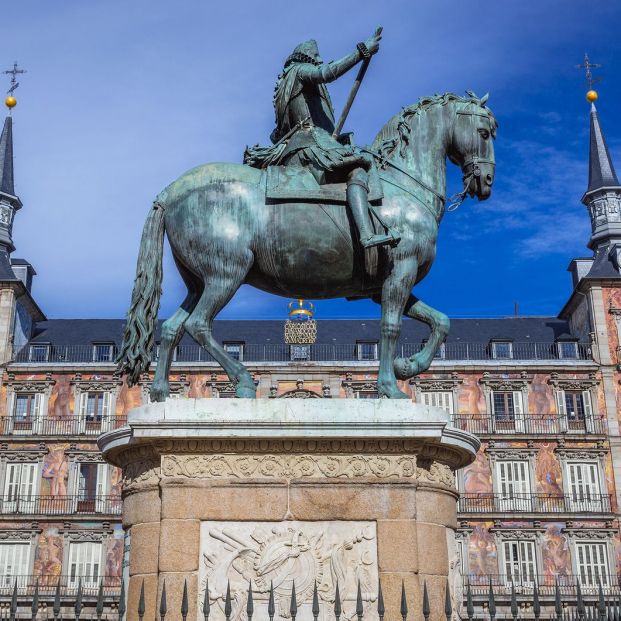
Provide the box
[285,39,322,68]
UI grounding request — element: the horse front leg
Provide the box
[393,295,450,380]
[376,262,418,399]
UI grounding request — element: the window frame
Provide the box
[356,341,378,362]
[223,342,245,361]
[558,341,579,359]
[28,344,50,363]
[491,341,513,360]
[91,343,115,363]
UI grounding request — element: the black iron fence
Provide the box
[450,414,607,436]
[14,341,592,364]
[0,495,121,516]
[458,494,613,514]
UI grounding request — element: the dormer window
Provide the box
[356,341,378,361]
[558,340,579,359]
[224,342,244,361]
[92,343,115,362]
[28,344,49,362]
[491,340,513,360]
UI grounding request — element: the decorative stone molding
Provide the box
[70,373,123,393]
[548,372,598,391]
[161,454,418,480]
[342,373,377,398]
[141,373,190,402]
[278,380,323,399]
[562,527,616,539]
[120,453,161,494]
[485,446,538,460]
[208,373,236,398]
[0,447,48,461]
[59,528,112,542]
[4,372,55,392]
[554,447,608,459]
[490,527,545,540]
[0,525,41,541]
[479,371,532,392]
[65,445,105,462]
[410,373,462,392]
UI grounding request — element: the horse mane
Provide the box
[370,91,498,160]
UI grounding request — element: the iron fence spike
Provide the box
[203,579,211,621]
[312,581,320,621]
[290,580,298,621]
[534,581,541,620]
[356,580,364,621]
[487,577,496,621]
[160,580,168,621]
[182,579,189,621]
[335,581,342,621]
[118,576,127,621]
[510,580,518,621]
[268,581,275,621]
[53,578,61,621]
[247,580,254,621]
[225,581,232,621]
[138,579,146,621]
[377,579,385,621]
[96,579,105,620]
[445,577,452,621]
[400,580,408,621]
[32,579,39,621]
[466,579,474,621]
[422,580,430,621]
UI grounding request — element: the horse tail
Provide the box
[116,201,166,386]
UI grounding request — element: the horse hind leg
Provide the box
[184,256,256,398]
[150,261,203,402]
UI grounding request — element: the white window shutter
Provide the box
[78,392,87,419]
[102,392,111,419]
[20,464,36,499]
[556,391,567,416]
[512,391,523,416]
[34,393,43,418]
[4,464,18,500]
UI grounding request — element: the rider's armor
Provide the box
[248,39,399,250]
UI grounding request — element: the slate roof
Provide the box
[25,316,576,347]
[587,103,620,194]
[0,116,14,197]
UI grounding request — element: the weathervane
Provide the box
[2,62,26,111]
[576,53,601,103]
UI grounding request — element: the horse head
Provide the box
[447,92,497,202]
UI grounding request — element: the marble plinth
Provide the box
[99,399,479,621]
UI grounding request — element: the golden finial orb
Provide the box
[4,96,16,109]
[586,90,598,103]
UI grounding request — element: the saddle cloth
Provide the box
[263,165,384,203]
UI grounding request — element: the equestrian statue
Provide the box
[116,27,497,401]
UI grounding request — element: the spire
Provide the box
[587,102,620,194]
[0,116,13,197]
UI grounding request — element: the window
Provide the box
[28,344,49,362]
[491,341,513,359]
[556,390,593,432]
[78,392,111,429]
[421,391,454,414]
[491,391,524,431]
[0,543,30,585]
[3,463,37,513]
[92,343,114,362]
[224,342,244,361]
[356,391,379,399]
[75,463,108,513]
[558,341,579,359]
[290,345,310,361]
[575,542,610,587]
[566,462,602,511]
[502,540,536,586]
[68,542,102,589]
[356,342,378,361]
[496,460,531,511]
[11,393,44,433]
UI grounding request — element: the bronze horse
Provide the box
[117,92,497,400]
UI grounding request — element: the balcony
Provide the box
[458,493,612,515]
[13,341,593,364]
[451,413,607,436]
[0,415,127,437]
[0,495,121,516]
[465,574,620,599]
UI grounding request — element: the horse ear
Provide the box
[480,92,490,105]
[465,90,476,98]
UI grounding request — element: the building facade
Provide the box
[0,96,619,617]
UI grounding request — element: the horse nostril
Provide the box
[485,174,493,185]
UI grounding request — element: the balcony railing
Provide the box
[0,574,120,597]
[465,574,620,597]
[13,341,593,364]
[458,493,612,514]
[0,495,121,515]
[451,413,607,435]
[0,415,127,436]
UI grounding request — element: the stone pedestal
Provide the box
[99,400,478,621]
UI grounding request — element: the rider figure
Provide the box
[268,31,400,249]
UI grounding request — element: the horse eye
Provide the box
[478,129,490,140]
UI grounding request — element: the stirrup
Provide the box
[361,232,400,249]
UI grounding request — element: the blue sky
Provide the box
[3,0,621,321]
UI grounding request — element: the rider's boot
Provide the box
[347,172,400,249]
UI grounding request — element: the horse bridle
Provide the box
[365,104,494,213]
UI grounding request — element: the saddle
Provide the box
[263,165,384,203]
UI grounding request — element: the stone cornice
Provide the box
[478,371,532,391]
[548,372,598,390]
[70,373,123,392]
[3,372,55,392]
[410,373,463,391]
